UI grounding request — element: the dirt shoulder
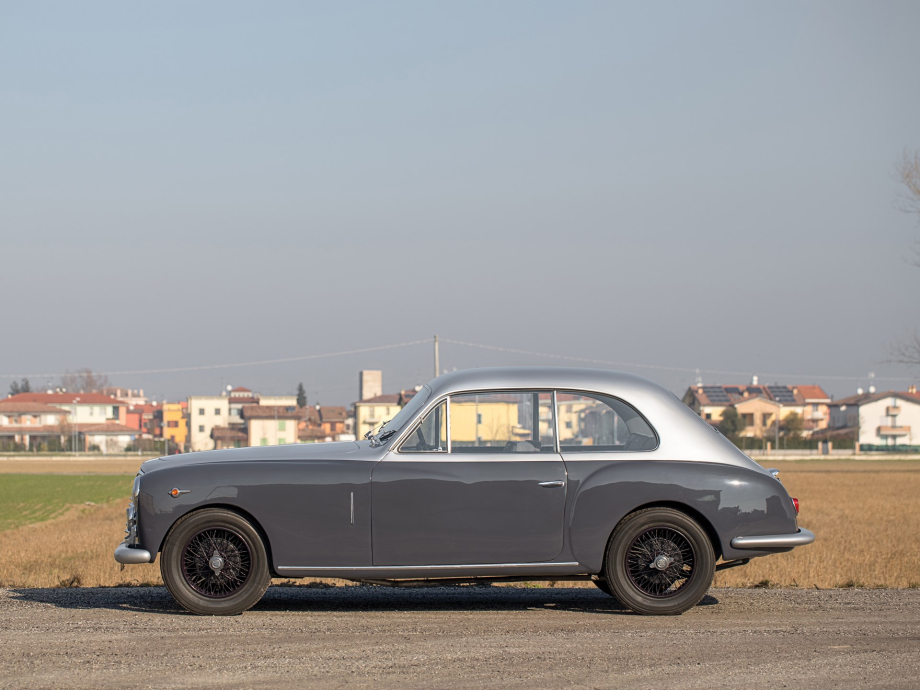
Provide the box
[0,456,145,475]
[1,586,917,689]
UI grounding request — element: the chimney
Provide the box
[909,385,917,395]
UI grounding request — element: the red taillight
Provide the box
[791,497,799,515]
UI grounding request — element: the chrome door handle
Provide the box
[538,481,565,488]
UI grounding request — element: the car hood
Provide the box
[140,441,365,473]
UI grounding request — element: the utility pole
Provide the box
[434,335,440,378]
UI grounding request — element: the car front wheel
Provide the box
[603,507,715,616]
[161,508,271,615]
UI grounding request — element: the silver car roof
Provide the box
[420,367,767,473]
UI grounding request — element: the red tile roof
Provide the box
[319,406,348,422]
[242,405,305,420]
[0,425,70,436]
[830,390,920,407]
[356,394,401,404]
[5,392,128,406]
[684,384,829,407]
[211,426,248,441]
[73,422,137,434]
[0,401,71,415]
[795,385,830,401]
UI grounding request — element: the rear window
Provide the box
[556,392,657,452]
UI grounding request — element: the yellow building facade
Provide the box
[161,403,188,450]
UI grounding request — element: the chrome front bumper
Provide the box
[731,527,816,550]
[114,497,152,565]
[114,541,153,565]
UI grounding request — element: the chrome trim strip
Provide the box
[114,542,153,565]
[552,390,560,453]
[381,456,562,463]
[277,561,580,572]
[393,395,450,453]
[446,394,452,454]
[538,480,565,488]
[731,528,815,550]
[350,491,354,525]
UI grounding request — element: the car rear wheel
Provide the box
[161,508,270,615]
[603,507,715,616]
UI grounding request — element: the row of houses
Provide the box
[682,379,920,449]
[4,369,919,453]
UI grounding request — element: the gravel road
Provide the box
[1,586,918,689]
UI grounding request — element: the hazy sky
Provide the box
[2,1,919,405]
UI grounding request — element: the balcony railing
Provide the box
[877,426,910,437]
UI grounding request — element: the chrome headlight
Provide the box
[133,474,142,498]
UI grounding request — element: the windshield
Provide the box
[371,385,431,443]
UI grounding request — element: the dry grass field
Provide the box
[713,459,920,588]
[0,458,918,589]
[0,456,144,475]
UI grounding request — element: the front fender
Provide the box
[135,459,374,570]
[565,460,798,572]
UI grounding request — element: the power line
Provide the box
[440,338,911,383]
[0,336,911,384]
[0,339,431,379]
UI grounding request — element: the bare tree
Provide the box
[889,150,920,368]
[60,368,110,393]
[896,148,920,266]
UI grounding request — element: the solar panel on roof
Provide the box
[702,386,730,402]
[747,386,762,395]
[768,386,797,402]
[725,387,742,396]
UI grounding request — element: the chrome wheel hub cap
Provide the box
[209,553,225,572]
[651,555,672,571]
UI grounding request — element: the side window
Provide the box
[399,400,447,453]
[450,391,555,454]
[556,392,657,452]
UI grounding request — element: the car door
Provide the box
[371,391,567,566]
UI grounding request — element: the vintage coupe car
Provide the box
[115,367,813,616]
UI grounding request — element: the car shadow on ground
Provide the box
[7,585,719,617]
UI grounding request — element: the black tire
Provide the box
[603,507,715,616]
[161,508,271,616]
[592,578,615,597]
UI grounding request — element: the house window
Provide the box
[812,404,819,413]
[198,408,205,416]
[278,420,286,431]
[198,425,205,433]
[214,408,221,415]
[260,438,268,446]
[167,420,178,428]
[743,414,754,427]
[278,438,286,445]
[705,413,712,420]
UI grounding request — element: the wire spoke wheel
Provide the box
[180,528,252,598]
[625,527,695,598]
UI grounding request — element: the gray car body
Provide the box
[121,367,809,579]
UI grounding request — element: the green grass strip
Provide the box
[0,474,132,532]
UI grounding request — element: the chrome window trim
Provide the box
[446,394,452,454]
[554,388,660,453]
[552,390,560,453]
[385,456,564,463]
[394,396,449,455]
[277,561,579,572]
